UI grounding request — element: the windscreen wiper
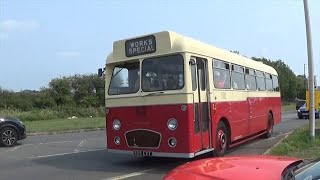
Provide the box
[112,67,124,78]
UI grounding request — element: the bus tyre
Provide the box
[263,113,274,139]
[213,122,229,157]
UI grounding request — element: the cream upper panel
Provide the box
[107,31,278,76]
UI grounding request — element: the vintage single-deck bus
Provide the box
[101,31,281,158]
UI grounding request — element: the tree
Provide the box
[49,77,74,106]
[296,75,306,99]
[252,57,297,101]
[70,74,104,107]
[230,50,240,54]
[35,87,57,108]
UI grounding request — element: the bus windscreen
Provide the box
[108,62,140,95]
[142,55,184,92]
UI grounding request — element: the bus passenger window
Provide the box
[214,71,225,88]
[213,60,231,89]
[256,71,266,91]
[272,75,279,91]
[231,65,245,90]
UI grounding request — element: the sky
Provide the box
[0,0,319,91]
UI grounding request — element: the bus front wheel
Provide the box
[213,122,229,157]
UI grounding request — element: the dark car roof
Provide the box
[0,117,19,121]
[297,100,306,104]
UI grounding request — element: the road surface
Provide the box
[0,112,312,180]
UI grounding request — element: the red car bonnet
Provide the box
[163,155,300,180]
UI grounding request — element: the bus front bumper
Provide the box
[107,148,214,158]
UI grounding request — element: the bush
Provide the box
[0,106,105,121]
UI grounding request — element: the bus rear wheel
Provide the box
[213,122,229,157]
[263,113,274,139]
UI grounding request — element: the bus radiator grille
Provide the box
[125,129,161,148]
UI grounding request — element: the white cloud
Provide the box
[56,51,81,59]
[0,19,39,32]
[0,19,38,40]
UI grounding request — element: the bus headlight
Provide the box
[113,119,121,130]
[114,136,120,145]
[168,138,177,147]
[167,118,178,130]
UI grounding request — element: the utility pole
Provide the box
[303,0,315,141]
[304,64,306,91]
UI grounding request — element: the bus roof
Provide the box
[106,31,277,75]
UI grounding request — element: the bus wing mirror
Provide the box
[189,60,196,65]
[98,68,103,77]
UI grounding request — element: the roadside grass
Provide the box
[268,121,320,159]
[24,117,105,133]
[282,102,296,112]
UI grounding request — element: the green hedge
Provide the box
[0,106,105,121]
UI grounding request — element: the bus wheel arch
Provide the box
[213,118,231,157]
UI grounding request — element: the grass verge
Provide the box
[282,102,296,112]
[24,117,105,133]
[268,121,320,159]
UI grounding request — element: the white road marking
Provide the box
[28,148,106,159]
[268,132,291,140]
[74,140,86,152]
[23,140,73,146]
[78,140,86,147]
[102,168,155,180]
[6,146,21,152]
[263,131,293,154]
[5,140,73,152]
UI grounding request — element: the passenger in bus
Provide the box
[133,76,140,91]
[142,76,162,91]
[214,71,225,88]
[152,79,161,90]
[142,76,152,91]
[246,83,251,90]
[167,76,178,90]
[233,81,238,89]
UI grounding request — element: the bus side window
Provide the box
[231,64,245,90]
[245,68,257,90]
[256,70,266,91]
[272,75,279,91]
[213,59,231,89]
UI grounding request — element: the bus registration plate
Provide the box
[133,150,152,156]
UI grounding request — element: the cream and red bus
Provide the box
[102,31,281,158]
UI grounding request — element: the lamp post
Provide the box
[304,64,306,91]
[303,0,315,141]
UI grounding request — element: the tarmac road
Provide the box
[0,111,311,180]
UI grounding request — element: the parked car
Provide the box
[297,103,320,119]
[296,100,306,111]
[0,117,26,147]
[163,155,320,180]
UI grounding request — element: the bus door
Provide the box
[190,57,211,151]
